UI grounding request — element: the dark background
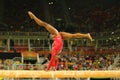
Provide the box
[0,0,119,32]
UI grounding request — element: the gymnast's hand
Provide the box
[28,11,34,19]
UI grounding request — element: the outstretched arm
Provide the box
[28,11,58,36]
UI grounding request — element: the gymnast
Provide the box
[28,11,93,70]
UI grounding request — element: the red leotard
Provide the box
[47,32,63,70]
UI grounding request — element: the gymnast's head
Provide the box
[48,34,56,39]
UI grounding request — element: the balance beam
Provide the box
[0,70,120,78]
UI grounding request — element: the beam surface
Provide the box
[0,70,120,78]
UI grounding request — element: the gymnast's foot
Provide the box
[88,33,93,41]
[28,11,35,19]
[45,68,49,71]
[45,68,56,71]
[53,67,56,71]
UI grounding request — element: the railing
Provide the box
[0,31,48,36]
[0,31,119,38]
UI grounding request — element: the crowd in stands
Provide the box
[0,53,119,70]
[57,53,116,70]
[69,4,120,32]
[0,0,119,34]
[0,59,13,70]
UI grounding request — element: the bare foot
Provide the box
[28,11,34,19]
[45,68,49,71]
[51,67,56,71]
[88,33,93,41]
[53,68,56,71]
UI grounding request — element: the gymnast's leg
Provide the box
[47,49,58,70]
[28,11,58,36]
[60,32,93,41]
[54,58,58,70]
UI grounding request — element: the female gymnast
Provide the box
[28,11,93,70]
